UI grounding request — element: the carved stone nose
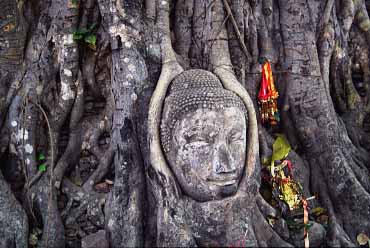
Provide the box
[214,144,236,174]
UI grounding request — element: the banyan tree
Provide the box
[0,0,370,247]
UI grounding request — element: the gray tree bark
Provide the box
[0,0,369,247]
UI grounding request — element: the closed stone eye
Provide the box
[188,134,208,143]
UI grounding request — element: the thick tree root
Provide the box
[0,172,28,248]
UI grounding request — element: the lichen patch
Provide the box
[24,144,33,154]
[16,129,29,141]
[61,80,75,101]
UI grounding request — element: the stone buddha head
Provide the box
[160,69,248,202]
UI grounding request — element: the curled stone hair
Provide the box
[160,69,248,153]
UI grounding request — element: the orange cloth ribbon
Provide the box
[258,61,279,125]
[303,199,309,248]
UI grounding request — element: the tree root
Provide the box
[0,172,28,248]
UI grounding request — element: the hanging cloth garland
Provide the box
[272,159,312,248]
[303,199,310,248]
[262,135,314,248]
[258,60,280,125]
[273,160,302,211]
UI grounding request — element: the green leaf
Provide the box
[271,134,291,165]
[29,233,38,246]
[262,157,271,167]
[38,152,45,161]
[29,227,42,246]
[311,207,326,216]
[73,28,89,38]
[38,163,46,172]
[305,222,313,230]
[286,219,304,230]
[84,34,96,45]
[73,33,84,40]
[76,28,88,34]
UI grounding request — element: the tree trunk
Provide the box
[0,0,369,247]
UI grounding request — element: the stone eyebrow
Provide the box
[183,122,221,137]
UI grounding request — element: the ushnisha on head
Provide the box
[160,69,248,202]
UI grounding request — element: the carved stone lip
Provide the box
[207,176,238,186]
[210,179,237,186]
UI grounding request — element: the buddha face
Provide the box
[167,107,247,201]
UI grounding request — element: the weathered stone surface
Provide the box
[0,172,28,248]
[290,221,326,247]
[273,218,290,240]
[308,222,326,247]
[81,230,109,248]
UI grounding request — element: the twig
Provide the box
[28,171,43,189]
[221,0,252,61]
[21,97,38,222]
[21,98,28,187]
[34,102,54,175]
[34,101,54,248]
